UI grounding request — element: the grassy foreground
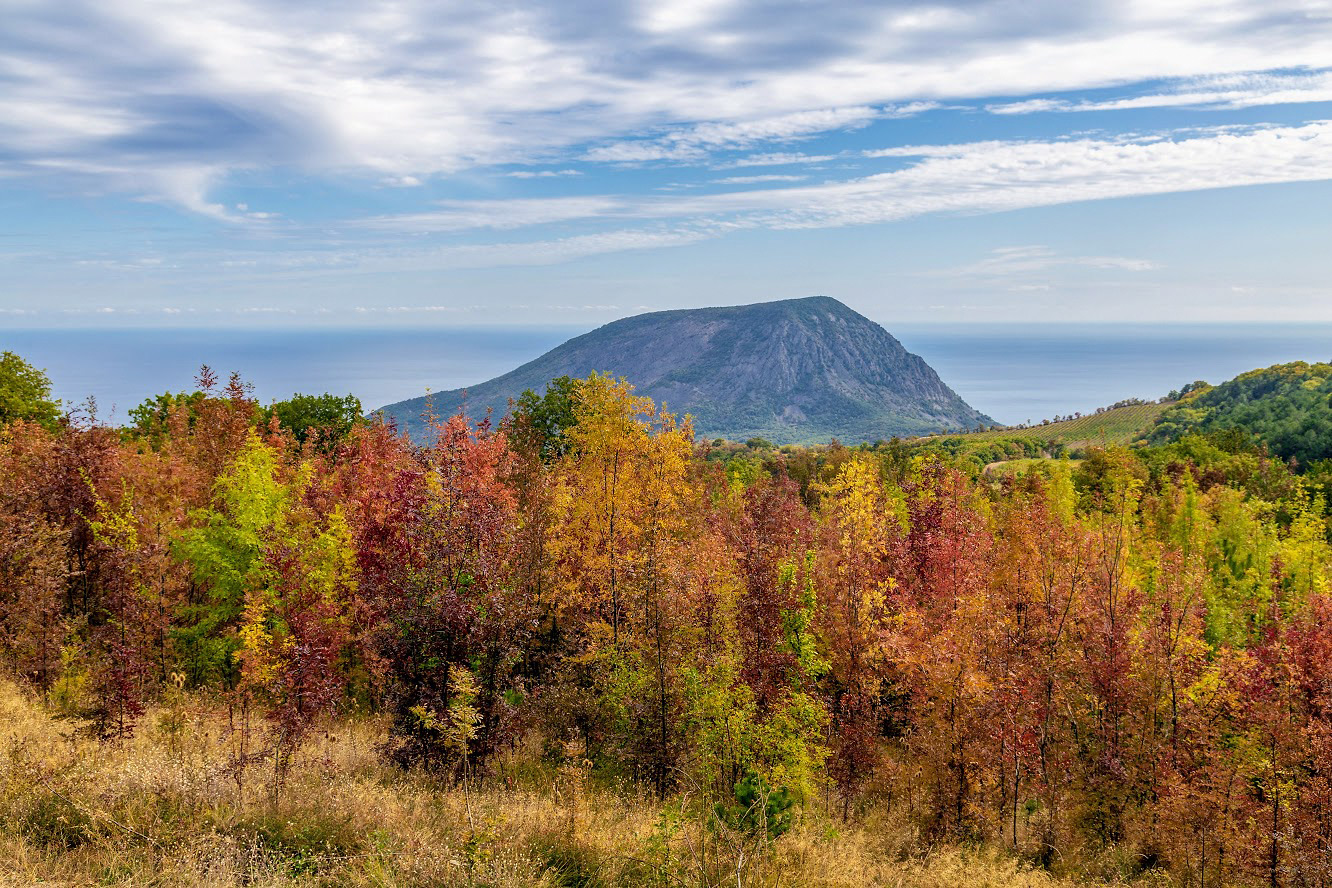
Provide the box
[0,682,1161,888]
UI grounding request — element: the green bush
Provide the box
[714,772,794,841]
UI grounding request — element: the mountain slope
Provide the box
[377,296,992,444]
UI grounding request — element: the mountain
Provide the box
[376,296,992,444]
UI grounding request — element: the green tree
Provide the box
[173,433,290,685]
[511,375,580,462]
[127,390,207,445]
[261,393,363,447]
[0,351,61,430]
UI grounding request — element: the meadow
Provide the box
[0,680,1126,888]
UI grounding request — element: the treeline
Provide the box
[3,360,1332,884]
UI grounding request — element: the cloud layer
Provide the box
[4,0,1332,204]
[3,0,1332,323]
[352,121,1332,253]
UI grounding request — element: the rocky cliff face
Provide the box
[377,296,991,444]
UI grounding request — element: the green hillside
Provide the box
[1149,361,1332,465]
[926,401,1169,448]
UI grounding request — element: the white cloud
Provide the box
[178,120,1331,278]
[712,152,840,169]
[6,0,1332,214]
[726,121,1332,231]
[73,255,176,271]
[582,106,881,164]
[864,141,1016,159]
[933,245,1160,277]
[985,99,1068,115]
[358,196,626,232]
[505,169,583,178]
[638,0,739,35]
[362,228,717,271]
[512,228,716,262]
[124,165,277,222]
[883,101,945,117]
[355,120,1332,246]
[986,69,1332,114]
[711,174,808,184]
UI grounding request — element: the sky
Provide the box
[2,0,1332,328]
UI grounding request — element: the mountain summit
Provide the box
[377,296,991,443]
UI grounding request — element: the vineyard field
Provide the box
[934,401,1170,447]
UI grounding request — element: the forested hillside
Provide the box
[1150,361,1332,466]
[912,358,1332,474]
[3,357,1332,886]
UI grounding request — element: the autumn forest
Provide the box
[2,364,1332,887]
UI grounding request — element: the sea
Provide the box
[5,324,1331,429]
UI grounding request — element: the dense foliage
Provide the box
[0,351,61,430]
[260,392,364,447]
[1151,362,1332,466]
[4,361,1332,885]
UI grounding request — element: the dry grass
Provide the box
[0,681,1162,887]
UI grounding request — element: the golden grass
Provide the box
[0,681,1160,887]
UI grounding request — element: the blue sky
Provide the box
[2,0,1331,328]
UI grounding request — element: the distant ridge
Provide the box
[377,296,992,444]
